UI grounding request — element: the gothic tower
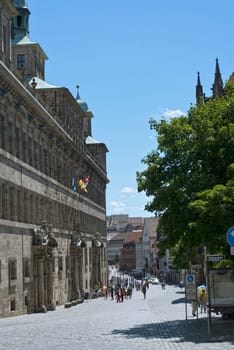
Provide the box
[196,59,224,104]
[196,71,204,105]
[212,58,224,98]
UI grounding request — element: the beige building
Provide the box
[0,0,108,317]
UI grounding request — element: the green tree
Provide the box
[137,83,234,267]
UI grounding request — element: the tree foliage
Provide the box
[136,83,234,267]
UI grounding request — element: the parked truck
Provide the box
[208,268,234,319]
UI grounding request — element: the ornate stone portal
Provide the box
[32,222,58,313]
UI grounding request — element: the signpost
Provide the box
[226,226,234,247]
[185,273,197,320]
[185,274,196,298]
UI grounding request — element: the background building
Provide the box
[0,0,108,317]
[107,215,160,275]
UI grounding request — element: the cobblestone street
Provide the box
[0,284,234,350]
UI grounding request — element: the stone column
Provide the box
[34,141,39,170]
[24,191,29,223]
[38,259,46,311]
[15,127,22,159]
[40,143,45,174]
[33,262,39,312]
[0,115,6,149]
[2,183,10,220]
[73,253,80,299]
[0,184,2,218]
[9,120,16,156]
[3,115,8,151]
[79,248,84,291]
[28,135,33,167]
[17,189,23,222]
[31,195,36,224]
[47,258,55,310]
[22,129,28,163]
[10,185,17,221]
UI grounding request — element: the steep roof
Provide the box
[109,231,133,242]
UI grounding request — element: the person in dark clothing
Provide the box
[142,282,147,299]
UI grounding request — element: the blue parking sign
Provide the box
[186,274,195,283]
[226,226,234,246]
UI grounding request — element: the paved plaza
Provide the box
[0,283,234,350]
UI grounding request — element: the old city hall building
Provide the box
[0,0,109,317]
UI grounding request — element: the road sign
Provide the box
[207,255,224,262]
[226,226,234,246]
[231,247,234,256]
[186,274,196,284]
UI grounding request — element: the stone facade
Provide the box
[0,0,108,317]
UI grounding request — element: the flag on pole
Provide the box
[78,176,90,192]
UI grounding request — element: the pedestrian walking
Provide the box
[199,289,207,313]
[142,281,147,299]
[120,287,125,302]
[110,286,114,300]
[104,286,108,299]
[116,288,121,303]
[127,285,132,299]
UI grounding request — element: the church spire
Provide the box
[196,71,204,105]
[212,58,224,98]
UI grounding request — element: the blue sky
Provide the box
[28,0,234,217]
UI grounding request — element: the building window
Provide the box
[17,16,23,27]
[24,258,30,278]
[17,54,25,69]
[58,256,63,272]
[25,295,28,306]
[10,299,16,311]
[9,258,17,281]
[3,25,7,54]
[66,255,70,274]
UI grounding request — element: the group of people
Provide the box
[103,284,133,302]
[103,274,167,303]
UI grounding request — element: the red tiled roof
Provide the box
[124,230,143,244]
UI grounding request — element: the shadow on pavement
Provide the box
[171,297,186,304]
[111,318,234,345]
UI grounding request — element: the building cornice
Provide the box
[0,61,108,182]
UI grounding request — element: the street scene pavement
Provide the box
[0,283,234,350]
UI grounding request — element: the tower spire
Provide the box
[212,58,224,98]
[196,71,204,104]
